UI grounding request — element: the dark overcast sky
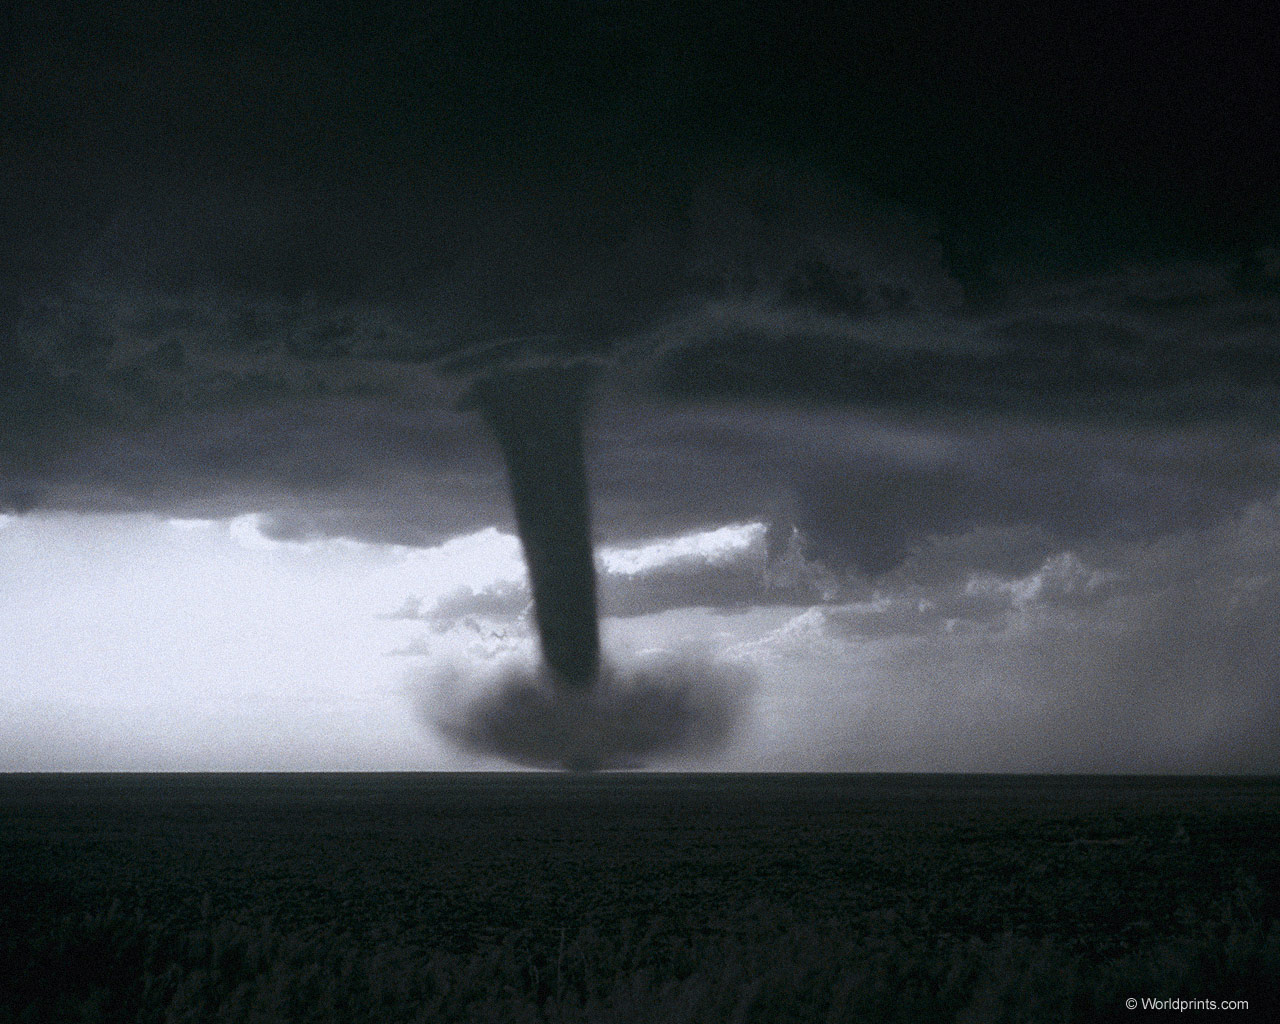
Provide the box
[2,2,1278,770]
[4,0,1278,506]
[4,0,1278,548]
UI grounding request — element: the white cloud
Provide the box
[400,527,526,590]
[599,522,767,575]
[387,518,840,633]
[964,551,1123,609]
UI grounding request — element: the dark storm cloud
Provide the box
[644,266,1280,422]
[585,401,1280,581]
[0,163,959,549]
[5,4,1279,576]
[0,385,512,547]
[8,294,1279,596]
[786,424,1280,577]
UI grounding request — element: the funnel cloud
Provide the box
[468,367,601,691]
[461,365,755,770]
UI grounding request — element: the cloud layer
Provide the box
[733,497,1280,772]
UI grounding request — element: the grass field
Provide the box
[1,773,1277,1022]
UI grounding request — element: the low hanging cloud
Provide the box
[405,493,1280,772]
[4,8,1279,554]
[415,652,753,771]
[4,147,1279,557]
[387,582,532,625]
[388,520,841,634]
[812,551,1123,643]
[735,497,1280,772]
[11,387,1277,594]
[583,401,1280,580]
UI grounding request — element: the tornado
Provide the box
[469,366,600,690]
[432,363,751,770]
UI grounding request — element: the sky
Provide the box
[2,2,1278,771]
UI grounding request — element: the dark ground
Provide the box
[1,773,1277,1022]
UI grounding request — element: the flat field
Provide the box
[2,773,1277,1022]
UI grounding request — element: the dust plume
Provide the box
[418,653,753,771]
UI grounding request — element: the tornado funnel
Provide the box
[470,367,600,689]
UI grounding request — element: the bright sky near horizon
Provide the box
[0,513,784,770]
[4,496,1279,773]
